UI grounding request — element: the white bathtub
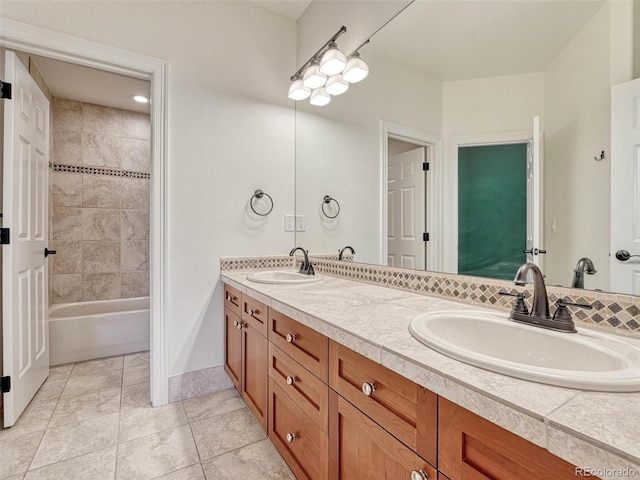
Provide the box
[49,297,150,366]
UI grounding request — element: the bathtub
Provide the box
[49,297,150,366]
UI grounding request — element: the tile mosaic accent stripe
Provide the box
[221,256,640,335]
[219,254,352,272]
[52,163,150,179]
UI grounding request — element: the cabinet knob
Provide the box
[286,375,297,385]
[410,470,428,480]
[286,432,297,443]
[286,333,296,343]
[226,294,232,302]
[236,321,243,330]
[249,308,258,316]
[361,382,376,397]
[233,320,239,327]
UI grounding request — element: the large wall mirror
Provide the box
[295,0,639,296]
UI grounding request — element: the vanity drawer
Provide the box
[329,340,437,466]
[269,343,329,433]
[269,378,329,480]
[269,309,328,382]
[241,294,268,336]
[223,283,242,318]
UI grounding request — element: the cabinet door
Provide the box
[242,323,268,431]
[330,390,437,480]
[224,307,242,391]
[438,398,585,480]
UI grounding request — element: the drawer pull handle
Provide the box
[237,321,243,330]
[226,294,235,302]
[233,320,239,327]
[286,432,297,443]
[362,382,376,397]
[286,375,297,385]
[286,333,296,343]
[410,470,428,480]
[249,308,259,316]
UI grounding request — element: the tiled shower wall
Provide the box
[49,97,150,304]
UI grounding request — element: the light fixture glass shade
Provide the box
[342,53,369,84]
[302,61,327,89]
[310,87,331,106]
[325,75,349,96]
[288,78,311,100]
[319,42,347,76]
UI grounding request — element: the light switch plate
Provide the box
[296,215,306,232]
[285,214,295,232]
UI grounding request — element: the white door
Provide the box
[525,116,543,267]
[387,147,426,269]
[2,51,50,427]
[611,78,640,295]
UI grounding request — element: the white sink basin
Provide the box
[247,270,323,284]
[409,310,640,391]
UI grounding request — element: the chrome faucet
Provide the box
[338,245,356,261]
[571,257,597,289]
[289,247,315,275]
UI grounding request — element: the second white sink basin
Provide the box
[247,270,323,284]
[409,310,640,391]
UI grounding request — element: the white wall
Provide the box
[295,52,442,263]
[0,1,297,376]
[544,3,611,290]
[441,72,545,272]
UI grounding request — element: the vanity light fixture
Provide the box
[288,74,311,100]
[310,87,331,106]
[325,74,349,96]
[302,60,327,89]
[131,94,149,103]
[319,41,347,75]
[342,51,369,84]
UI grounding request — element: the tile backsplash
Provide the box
[50,98,150,304]
[220,255,640,336]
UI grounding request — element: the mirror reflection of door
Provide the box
[457,143,528,280]
[387,145,427,270]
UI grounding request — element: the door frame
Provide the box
[0,18,169,406]
[448,131,530,275]
[380,121,442,271]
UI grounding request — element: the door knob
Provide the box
[44,248,57,257]
[615,250,640,262]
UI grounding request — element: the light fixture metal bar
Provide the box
[290,25,347,81]
[350,38,370,56]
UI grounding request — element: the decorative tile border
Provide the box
[52,163,150,179]
[221,256,640,335]
[219,253,351,271]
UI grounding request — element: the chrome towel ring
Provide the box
[250,189,274,216]
[322,195,340,219]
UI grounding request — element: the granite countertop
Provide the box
[221,270,640,478]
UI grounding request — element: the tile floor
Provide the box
[0,352,295,480]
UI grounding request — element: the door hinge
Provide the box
[0,81,12,99]
[423,232,430,242]
[422,162,430,171]
[0,228,9,245]
[0,376,10,393]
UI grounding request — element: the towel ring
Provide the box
[322,195,340,219]
[250,189,274,216]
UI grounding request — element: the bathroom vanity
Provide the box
[221,270,639,479]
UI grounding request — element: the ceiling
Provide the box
[368,0,606,81]
[30,54,150,114]
[249,0,312,20]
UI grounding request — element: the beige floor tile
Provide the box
[124,351,149,369]
[47,363,75,381]
[30,412,119,469]
[121,382,151,411]
[190,408,266,461]
[0,431,43,479]
[201,439,294,480]
[24,446,116,480]
[71,356,123,377]
[118,403,187,443]
[33,379,66,404]
[61,371,122,399]
[153,463,205,480]
[116,425,199,480]
[0,399,57,442]
[3,475,25,480]
[49,387,121,428]
[122,365,149,387]
[182,388,245,423]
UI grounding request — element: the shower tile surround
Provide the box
[49,98,150,304]
[221,256,640,335]
[221,256,640,474]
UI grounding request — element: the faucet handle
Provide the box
[552,298,592,326]
[499,291,529,315]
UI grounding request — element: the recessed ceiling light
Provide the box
[132,95,149,104]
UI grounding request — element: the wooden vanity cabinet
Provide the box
[438,397,588,480]
[223,287,268,431]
